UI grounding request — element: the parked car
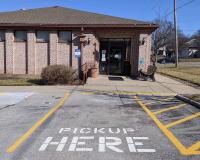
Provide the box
[157,55,175,64]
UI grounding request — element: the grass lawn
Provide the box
[0,74,80,86]
[179,58,200,62]
[157,64,200,86]
[0,75,42,86]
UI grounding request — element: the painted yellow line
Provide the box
[153,104,186,115]
[80,87,176,96]
[115,91,153,95]
[144,97,174,105]
[144,102,156,105]
[7,93,70,153]
[188,141,200,152]
[80,90,176,96]
[82,86,176,96]
[134,96,191,155]
[81,92,94,95]
[165,112,200,129]
[116,91,176,96]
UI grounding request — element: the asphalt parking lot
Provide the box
[0,87,200,160]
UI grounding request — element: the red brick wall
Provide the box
[0,42,5,74]
[82,32,99,67]
[27,31,36,74]
[35,43,48,74]
[57,43,70,66]
[49,31,57,65]
[0,28,152,76]
[138,34,152,71]
[13,42,26,74]
[5,31,14,74]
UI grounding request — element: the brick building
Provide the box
[0,6,158,76]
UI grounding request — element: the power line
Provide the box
[151,0,160,10]
[164,0,195,18]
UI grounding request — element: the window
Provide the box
[36,31,49,42]
[0,30,5,42]
[58,31,72,42]
[15,31,27,41]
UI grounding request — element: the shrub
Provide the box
[41,65,75,85]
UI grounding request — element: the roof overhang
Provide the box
[0,23,159,30]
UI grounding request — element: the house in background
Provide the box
[180,39,200,58]
[156,46,175,63]
[158,46,167,57]
[0,6,158,77]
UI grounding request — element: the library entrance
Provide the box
[99,39,131,75]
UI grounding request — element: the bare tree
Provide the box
[167,29,189,52]
[192,30,200,41]
[152,18,189,62]
[152,18,174,61]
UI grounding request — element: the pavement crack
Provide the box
[0,104,15,110]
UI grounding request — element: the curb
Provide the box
[176,95,200,109]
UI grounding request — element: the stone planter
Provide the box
[89,67,99,78]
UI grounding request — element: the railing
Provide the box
[81,63,88,84]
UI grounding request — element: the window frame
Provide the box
[36,31,50,43]
[58,31,72,43]
[0,30,5,42]
[14,30,27,42]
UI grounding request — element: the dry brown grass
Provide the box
[157,64,200,85]
[185,94,200,103]
[0,74,41,86]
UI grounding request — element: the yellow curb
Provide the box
[7,93,70,153]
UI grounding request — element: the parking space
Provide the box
[0,92,34,110]
[0,88,199,160]
[134,95,200,155]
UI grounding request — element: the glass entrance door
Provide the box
[99,39,131,75]
[109,47,122,75]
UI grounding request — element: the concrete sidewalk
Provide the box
[0,74,199,95]
[81,74,200,95]
[155,74,200,94]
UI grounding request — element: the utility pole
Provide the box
[174,0,179,67]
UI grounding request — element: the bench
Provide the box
[139,65,157,81]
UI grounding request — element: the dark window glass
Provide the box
[15,31,27,41]
[58,31,72,42]
[0,30,5,41]
[36,31,49,42]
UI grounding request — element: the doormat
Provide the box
[108,76,124,81]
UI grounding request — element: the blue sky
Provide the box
[0,0,199,36]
